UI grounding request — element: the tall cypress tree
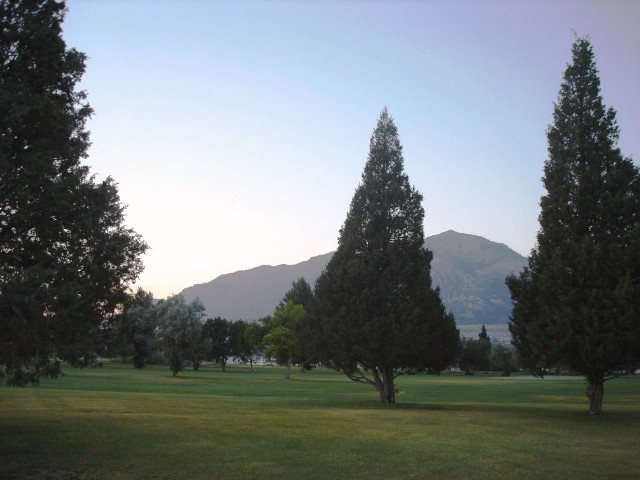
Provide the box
[0,1,148,385]
[507,37,640,415]
[313,108,459,403]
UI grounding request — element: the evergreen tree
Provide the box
[279,277,313,311]
[280,277,317,369]
[312,109,459,403]
[479,324,489,341]
[507,37,640,415]
[0,0,148,385]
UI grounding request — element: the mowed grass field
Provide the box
[1,363,639,479]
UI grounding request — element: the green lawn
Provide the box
[1,363,639,479]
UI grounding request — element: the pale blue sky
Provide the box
[63,0,640,298]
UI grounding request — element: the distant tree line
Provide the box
[104,283,521,381]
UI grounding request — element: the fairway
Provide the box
[1,363,639,479]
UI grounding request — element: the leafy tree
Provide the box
[230,320,250,369]
[122,288,156,369]
[458,327,491,375]
[128,305,156,369]
[312,109,459,403]
[155,295,205,376]
[0,0,148,385]
[227,320,247,367]
[280,277,317,370]
[490,344,515,377]
[263,301,306,379]
[202,317,234,372]
[506,37,640,415]
[110,288,155,365]
[243,320,268,372]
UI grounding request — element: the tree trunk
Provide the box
[373,367,396,403]
[587,379,604,415]
[249,356,254,373]
[221,360,226,372]
[382,368,395,403]
[285,358,292,380]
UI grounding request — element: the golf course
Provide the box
[1,363,638,479]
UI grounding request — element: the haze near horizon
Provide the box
[62,0,640,298]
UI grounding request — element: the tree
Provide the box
[123,288,156,369]
[490,344,515,377]
[202,317,234,372]
[478,324,489,341]
[155,295,205,376]
[279,277,313,311]
[0,1,148,385]
[243,320,268,372]
[280,277,317,370]
[231,320,252,371]
[506,37,640,415]
[477,325,491,371]
[263,301,306,379]
[312,109,459,403]
[458,327,491,375]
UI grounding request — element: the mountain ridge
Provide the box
[180,230,527,325]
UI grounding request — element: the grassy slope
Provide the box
[1,363,639,479]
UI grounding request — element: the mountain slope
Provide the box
[181,253,333,321]
[180,231,527,324]
[424,230,527,325]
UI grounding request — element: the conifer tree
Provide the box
[507,37,640,415]
[313,109,459,403]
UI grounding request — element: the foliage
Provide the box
[279,277,313,311]
[312,109,459,402]
[243,319,269,372]
[124,288,156,368]
[458,326,491,375]
[155,295,205,376]
[279,277,317,369]
[202,316,237,372]
[458,338,491,375]
[109,288,156,367]
[0,0,148,385]
[263,301,306,379]
[507,37,640,415]
[490,344,515,377]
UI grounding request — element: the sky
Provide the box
[62,0,640,299]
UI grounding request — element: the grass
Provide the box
[1,363,639,479]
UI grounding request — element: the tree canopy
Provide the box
[506,37,640,415]
[312,108,459,403]
[263,300,306,379]
[0,0,148,385]
[155,295,205,376]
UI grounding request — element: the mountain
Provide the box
[180,230,527,325]
[424,230,527,325]
[181,252,333,321]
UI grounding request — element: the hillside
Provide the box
[181,230,527,325]
[425,230,527,325]
[181,252,333,321]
